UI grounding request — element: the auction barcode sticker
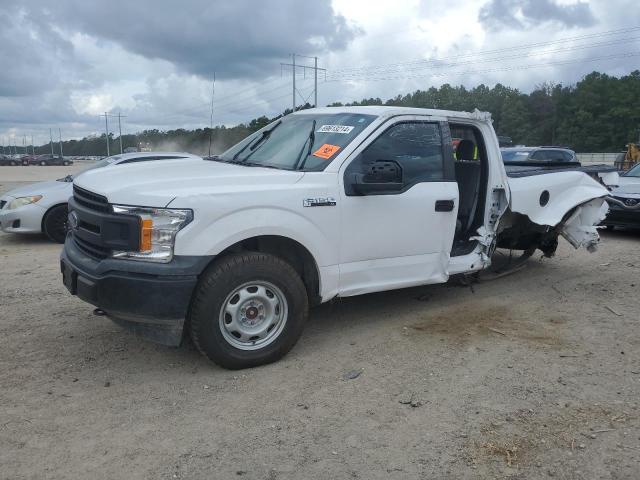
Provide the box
[317,125,355,134]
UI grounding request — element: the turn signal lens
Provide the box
[140,218,153,252]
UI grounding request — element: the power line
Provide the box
[328,36,640,81]
[329,25,640,76]
[281,54,326,110]
[326,50,640,84]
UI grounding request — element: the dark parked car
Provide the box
[602,184,640,230]
[500,146,580,166]
[0,154,22,166]
[28,154,73,166]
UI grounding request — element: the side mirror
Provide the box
[348,160,403,195]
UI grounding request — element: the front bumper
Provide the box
[602,206,640,228]
[0,199,46,234]
[61,236,212,346]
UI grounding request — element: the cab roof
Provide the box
[292,106,493,122]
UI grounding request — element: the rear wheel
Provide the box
[43,204,68,243]
[10,160,17,166]
[39,160,46,166]
[190,252,308,369]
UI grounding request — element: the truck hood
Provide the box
[3,180,70,199]
[73,158,305,206]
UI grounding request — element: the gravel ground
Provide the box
[1,166,639,479]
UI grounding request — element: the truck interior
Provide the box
[450,123,489,256]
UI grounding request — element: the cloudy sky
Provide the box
[1,0,639,146]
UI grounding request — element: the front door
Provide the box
[338,117,459,296]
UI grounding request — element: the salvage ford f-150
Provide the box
[60,106,612,369]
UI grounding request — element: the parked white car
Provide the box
[0,152,201,243]
[616,162,640,188]
[61,106,614,369]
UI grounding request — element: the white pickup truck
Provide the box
[61,106,611,369]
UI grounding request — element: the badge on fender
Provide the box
[303,197,337,207]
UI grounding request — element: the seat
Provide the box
[454,140,481,236]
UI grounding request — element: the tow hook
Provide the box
[93,308,107,316]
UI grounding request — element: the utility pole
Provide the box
[281,54,326,110]
[292,54,296,111]
[58,128,64,158]
[31,135,35,155]
[101,112,126,155]
[1,137,4,155]
[208,72,216,158]
[118,112,123,154]
[23,135,27,155]
[49,129,54,155]
[103,113,110,156]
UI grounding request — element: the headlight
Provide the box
[7,195,43,210]
[110,205,193,263]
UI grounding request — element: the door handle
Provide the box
[435,199,455,212]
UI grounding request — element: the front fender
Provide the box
[174,206,337,268]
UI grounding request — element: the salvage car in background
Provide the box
[0,152,201,243]
[501,146,580,165]
[616,162,640,188]
[28,154,73,166]
[0,154,21,166]
[602,183,640,230]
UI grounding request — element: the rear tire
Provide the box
[39,160,46,166]
[190,252,308,369]
[43,204,68,243]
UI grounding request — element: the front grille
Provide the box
[73,185,110,213]
[69,185,140,260]
[74,235,110,259]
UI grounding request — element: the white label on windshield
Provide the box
[317,125,354,134]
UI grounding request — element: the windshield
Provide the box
[501,150,532,162]
[624,163,640,177]
[218,113,376,171]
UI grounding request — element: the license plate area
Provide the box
[61,261,78,294]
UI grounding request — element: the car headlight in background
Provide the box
[7,195,43,210]
[111,205,193,263]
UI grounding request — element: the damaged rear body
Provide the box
[497,170,609,256]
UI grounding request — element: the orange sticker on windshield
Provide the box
[313,144,341,160]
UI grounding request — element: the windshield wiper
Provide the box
[293,119,316,170]
[232,120,282,162]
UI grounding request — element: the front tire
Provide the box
[190,252,309,369]
[39,160,46,166]
[43,204,68,243]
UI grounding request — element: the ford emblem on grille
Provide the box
[67,211,79,232]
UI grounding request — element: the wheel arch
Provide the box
[203,235,322,306]
[40,202,68,233]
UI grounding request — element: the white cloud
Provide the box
[1,0,639,145]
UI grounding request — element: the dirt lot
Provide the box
[1,166,639,479]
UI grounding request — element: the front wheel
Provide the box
[39,160,46,166]
[190,252,309,369]
[43,204,68,243]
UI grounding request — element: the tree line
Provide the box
[17,70,640,156]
